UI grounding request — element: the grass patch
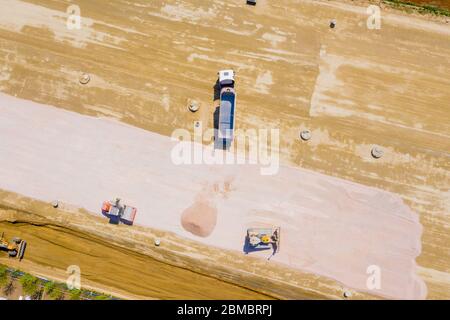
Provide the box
[19,274,40,296]
[0,265,8,287]
[0,263,118,300]
[383,0,450,17]
[44,281,65,300]
[69,288,82,300]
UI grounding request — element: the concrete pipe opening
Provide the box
[79,73,90,85]
[300,130,311,141]
[188,101,200,112]
[371,146,384,159]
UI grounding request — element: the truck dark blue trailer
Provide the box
[215,70,236,150]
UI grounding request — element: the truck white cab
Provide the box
[218,69,235,87]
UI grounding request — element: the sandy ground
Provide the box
[0,222,272,300]
[0,93,425,299]
[0,0,449,299]
[0,189,378,300]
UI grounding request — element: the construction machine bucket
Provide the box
[18,241,26,260]
[272,227,280,254]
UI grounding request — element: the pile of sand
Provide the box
[181,199,217,237]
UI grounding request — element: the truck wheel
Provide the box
[8,250,17,257]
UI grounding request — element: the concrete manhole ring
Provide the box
[79,73,90,85]
[188,100,200,112]
[371,146,384,159]
[343,291,352,298]
[300,130,311,141]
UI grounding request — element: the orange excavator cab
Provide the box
[101,201,111,214]
[0,232,26,260]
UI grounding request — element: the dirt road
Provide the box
[0,0,449,299]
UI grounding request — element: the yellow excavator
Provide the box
[245,227,280,259]
[0,232,26,260]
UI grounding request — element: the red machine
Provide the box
[101,198,137,225]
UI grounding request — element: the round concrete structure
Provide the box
[188,101,200,112]
[300,130,311,141]
[79,73,90,85]
[371,146,384,159]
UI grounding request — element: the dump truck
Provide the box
[216,70,236,149]
[101,198,137,225]
[245,227,280,255]
[0,232,26,260]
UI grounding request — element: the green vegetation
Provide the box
[383,0,450,17]
[44,281,56,294]
[11,269,22,278]
[94,294,111,300]
[0,265,8,287]
[44,281,64,300]
[2,280,14,296]
[19,274,40,296]
[69,289,82,300]
[0,263,117,300]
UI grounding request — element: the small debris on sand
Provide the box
[330,19,336,29]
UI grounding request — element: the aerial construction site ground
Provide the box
[0,0,449,300]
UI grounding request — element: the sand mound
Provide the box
[181,199,217,237]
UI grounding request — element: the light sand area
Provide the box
[0,93,425,299]
[0,0,448,300]
[0,189,376,300]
